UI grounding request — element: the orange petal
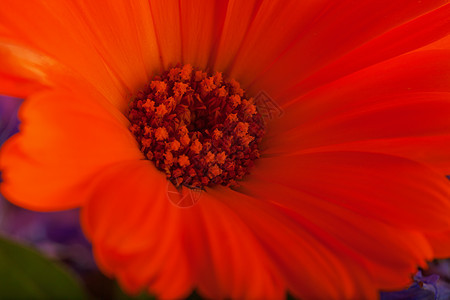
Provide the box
[82,159,285,299]
[0,70,44,99]
[148,0,182,70]
[255,2,450,103]
[68,1,161,104]
[227,183,433,296]
[226,0,332,90]
[81,159,193,298]
[208,186,379,299]
[0,41,69,97]
[187,191,284,299]
[250,151,450,231]
[419,32,450,51]
[0,40,114,104]
[0,90,142,210]
[212,0,264,72]
[178,0,229,69]
[0,0,161,111]
[277,3,450,103]
[287,135,450,176]
[149,0,234,70]
[264,50,450,173]
[425,230,450,258]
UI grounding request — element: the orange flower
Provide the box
[1,1,450,299]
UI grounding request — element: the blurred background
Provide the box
[1,94,450,299]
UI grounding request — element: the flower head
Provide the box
[127,65,264,188]
[1,1,450,299]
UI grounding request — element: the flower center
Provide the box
[127,65,265,189]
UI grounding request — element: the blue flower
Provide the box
[0,95,22,145]
[381,268,450,300]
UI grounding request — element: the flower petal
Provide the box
[277,3,450,103]
[81,159,193,298]
[82,161,285,299]
[240,150,450,280]
[223,150,450,296]
[225,0,333,88]
[148,0,182,70]
[265,50,450,173]
[178,0,229,69]
[226,183,433,297]
[0,0,161,111]
[82,159,285,299]
[188,191,284,299]
[249,151,450,231]
[252,2,450,102]
[212,0,265,72]
[0,90,142,210]
[82,162,282,299]
[231,1,448,98]
[0,41,74,97]
[425,230,450,258]
[208,186,380,299]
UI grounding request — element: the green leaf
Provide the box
[0,236,87,299]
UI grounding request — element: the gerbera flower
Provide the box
[1,1,450,299]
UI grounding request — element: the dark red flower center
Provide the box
[127,65,265,189]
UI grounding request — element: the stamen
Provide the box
[128,64,265,189]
